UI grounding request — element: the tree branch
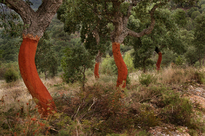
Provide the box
[1,0,35,23]
[128,2,168,38]
[1,0,63,38]
[93,29,100,45]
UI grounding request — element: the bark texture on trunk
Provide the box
[2,0,63,38]
[19,35,56,116]
[156,52,162,71]
[112,42,128,88]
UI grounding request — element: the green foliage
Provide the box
[0,5,23,37]
[161,49,176,66]
[35,32,58,78]
[175,55,186,66]
[139,73,156,86]
[185,46,199,65]
[123,50,135,73]
[172,9,187,27]
[61,43,94,86]
[100,55,117,75]
[193,71,205,84]
[187,7,199,17]
[191,11,201,19]
[4,67,19,83]
[126,8,187,71]
[0,62,19,81]
[159,90,196,128]
[192,14,205,66]
[0,37,21,63]
[58,0,111,57]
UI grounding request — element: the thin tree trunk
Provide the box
[19,35,56,116]
[112,42,128,88]
[156,52,162,71]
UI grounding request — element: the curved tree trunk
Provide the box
[1,0,62,116]
[19,35,56,116]
[112,42,128,88]
[156,52,162,71]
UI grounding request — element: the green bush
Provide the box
[4,68,19,83]
[61,44,94,88]
[175,55,186,66]
[123,50,135,73]
[191,11,200,19]
[193,71,205,84]
[100,55,117,75]
[139,73,156,86]
[0,65,6,80]
[160,90,194,127]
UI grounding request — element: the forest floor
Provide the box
[1,66,205,135]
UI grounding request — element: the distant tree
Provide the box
[193,13,205,66]
[35,32,58,79]
[187,7,199,17]
[61,43,94,90]
[0,37,21,62]
[191,11,201,19]
[125,8,186,72]
[57,0,110,79]
[172,9,187,28]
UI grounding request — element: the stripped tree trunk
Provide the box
[155,47,162,71]
[112,42,128,88]
[93,29,103,79]
[2,0,63,116]
[19,35,55,115]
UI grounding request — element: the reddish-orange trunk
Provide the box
[18,35,56,116]
[156,52,162,71]
[112,42,128,88]
[94,62,100,79]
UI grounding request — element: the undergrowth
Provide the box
[0,67,205,135]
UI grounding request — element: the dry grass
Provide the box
[1,66,205,135]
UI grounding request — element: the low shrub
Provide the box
[139,73,156,86]
[192,71,205,84]
[61,45,94,89]
[100,55,117,75]
[0,65,6,80]
[4,68,19,83]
